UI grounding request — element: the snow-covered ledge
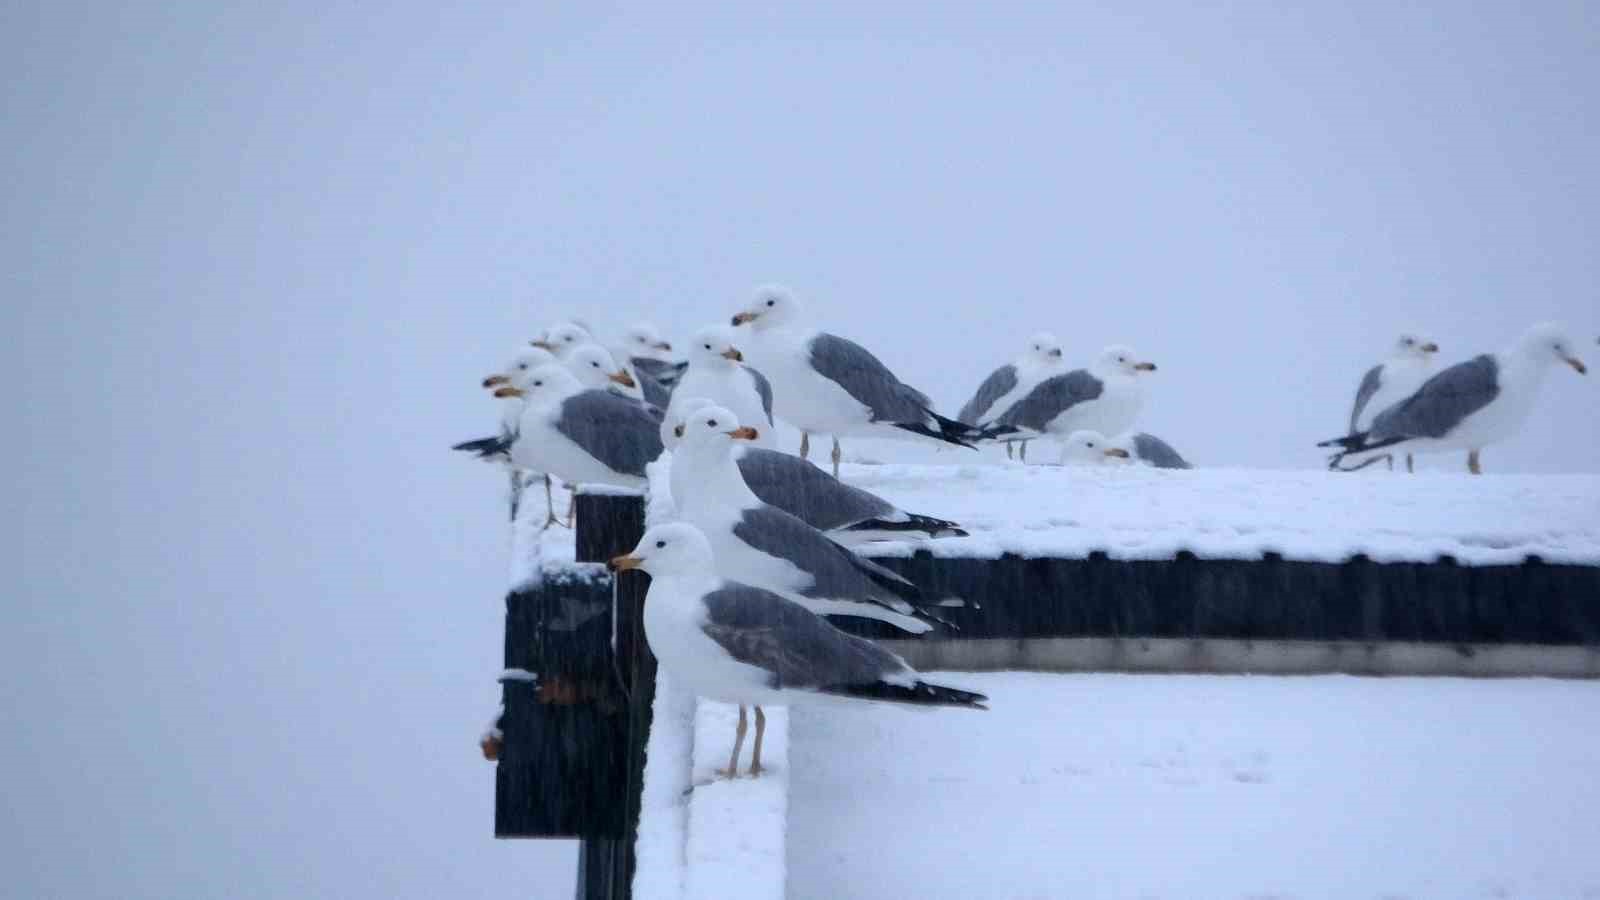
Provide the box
[633,455,791,900]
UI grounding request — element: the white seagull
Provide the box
[1059,429,1192,469]
[669,405,955,633]
[730,285,983,476]
[1320,322,1587,474]
[988,344,1158,443]
[454,364,664,491]
[531,322,595,358]
[563,343,643,398]
[477,346,560,523]
[615,321,683,408]
[609,522,987,778]
[665,399,966,544]
[1345,334,1440,472]
[958,331,1067,462]
[661,327,776,449]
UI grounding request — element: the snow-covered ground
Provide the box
[786,671,1600,900]
[840,464,1600,565]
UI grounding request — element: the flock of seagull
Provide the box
[457,284,1590,778]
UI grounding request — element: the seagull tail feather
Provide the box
[822,679,989,709]
[452,435,513,460]
[840,514,968,540]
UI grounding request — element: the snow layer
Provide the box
[841,463,1600,565]
[787,671,1600,900]
[684,703,789,900]
[631,672,696,900]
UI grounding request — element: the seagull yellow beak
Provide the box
[610,369,637,388]
[721,347,744,362]
[529,339,557,351]
[493,386,525,399]
[482,374,509,388]
[1134,361,1157,372]
[608,554,643,572]
[728,426,759,440]
[1104,447,1131,458]
[731,311,758,326]
[1566,355,1588,375]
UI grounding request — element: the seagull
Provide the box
[988,344,1157,445]
[669,405,956,633]
[1319,322,1587,474]
[1345,334,1440,473]
[730,285,985,476]
[1060,429,1192,469]
[660,326,776,449]
[615,321,683,408]
[958,332,1067,462]
[665,399,967,544]
[609,522,987,778]
[454,364,664,492]
[530,322,594,358]
[477,346,560,522]
[563,343,642,396]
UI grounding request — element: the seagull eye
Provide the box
[766,299,775,307]
[517,363,528,370]
[533,380,542,387]
[655,540,666,548]
[707,419,718,427]
[705,343,712,349]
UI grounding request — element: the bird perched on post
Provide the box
[614,321,683,408]
[958,332,1068,462]
[609,522,987,779]
[987,344,1158,445]
[1343,334,1440,473]
[1319,322,1587,474]
[660,326,776,449]
[729,284,986,476]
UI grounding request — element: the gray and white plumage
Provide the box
[664,399,967,543]
[662,327,778,449]
[958,364,1017,425]
[668,405,954,632]
[612,522,988,711]
[959,332,1068,428]
[729,286,981,449]
[1127,433,1192,469]
[1321,322,1588,469]
[989,344,1155,441]
[1347,335,1439,433]
[454,364,663,489]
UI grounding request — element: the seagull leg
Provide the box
[1020,440,1029,463]
[1468,449,1482,475]
[1384,454,1394,471]
[718,705,748,780]
[748,706,766,777]
[564,483,577,527]
[831,437,842,479]
[542,475,561,528]
[1406,453,1415,474]
[1005,441,1014,460]
[799,431,810,459]
[508,469,523,522]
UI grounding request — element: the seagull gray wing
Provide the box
[993,369,1103,432]
[554,390,665,476]
[1370,354,1500,440]
[1130,433,1192,469]
[958,364,1018,425]
[1349,364,1385,433]
[807,333,932,423]
[735,447,896,530]
[731,506,926,614]
[745,365,776,425]
[699,583,908,689]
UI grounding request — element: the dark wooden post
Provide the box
[490,490,650,900]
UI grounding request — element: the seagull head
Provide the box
[1026,331,1065,365]
[625,322,673,356]
[565,344,636,390]
[484,346,557,389]
[688,326,744,366]
[492,363,581,403]
[609,522,716,577]
[678,405,759,452]
[1095,344,1157,376]
[666,396,718,445]
[1395,334,1440,359]
[1060,430,1120,465]
[531,323,592,357]
[1515,322,1587,375]
[731,284,798,330]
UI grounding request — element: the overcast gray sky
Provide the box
[7,2,1598,898]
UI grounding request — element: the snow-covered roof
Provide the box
[845,464,1600,566]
